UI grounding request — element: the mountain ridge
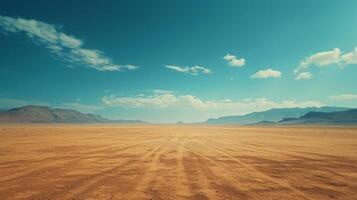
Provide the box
[277,109,357,125]
[205,106,351,125]
[0,105,147,124]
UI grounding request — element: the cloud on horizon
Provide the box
[165,65,211,75]
[0,15,138,72]
[250,69,281,79]
[223,53,245,67]
[330,94,357,101]
[0,95,325,123]
[152,89,176,94]
[101,92,324,113]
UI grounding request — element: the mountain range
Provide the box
[1,105,356,125]
[276,109,357,125]
[205,107,351,125]
[0,105,147,124]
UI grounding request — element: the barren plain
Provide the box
[0,125,357,200]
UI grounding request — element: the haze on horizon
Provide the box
[1,0,357,123]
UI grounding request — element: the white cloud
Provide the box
[102,95,324,123]
[295,48,341,74]
[153,89,176,94]
[0,95,324,123]
[250,68,281,79]
[293,47,357,80]
[102,93,324,113]
[165,65,211,75]
[0,15,137,72]
[102,93,213,109]
[329,94,357,100]
[341,48,357,65]
[223,53,245,67]
[295,72,312,80]
[58,33,83,48]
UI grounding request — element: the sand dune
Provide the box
[0,125,357,199]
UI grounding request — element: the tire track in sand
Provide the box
[0,141,148,184]
[181,138,248,199]
[28,145,163,200]
[66,145,166,200]
[201,141,313,200]
[190,151,250,199]
[129,145,169,200]
[135,132,191,200]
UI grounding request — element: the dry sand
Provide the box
[0,125,356,200]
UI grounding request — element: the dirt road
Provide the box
[0,125,356,199]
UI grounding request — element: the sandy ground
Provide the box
[0,125,357,200]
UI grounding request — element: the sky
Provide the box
[1,0,357,123]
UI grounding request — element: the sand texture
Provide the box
[0,125,357,199]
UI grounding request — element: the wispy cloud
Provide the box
[152,89,176,94]
[102,93,214,109]
[165,65,211,75]
[295,48,341,74]
[102,92,323,112]
[294,47,357,80]
[341,47,357,65]
[0,15,137,72]
[329,94,357,100]
[250,69,281,79]
[295,72,312,80]
[0,95,324,123]
[223,53,245,67]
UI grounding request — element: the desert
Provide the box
[2,1,357,199]
[0,125,356,200]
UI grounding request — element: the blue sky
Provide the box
[1,0,357,123]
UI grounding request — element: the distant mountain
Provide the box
[277,109,357,125]
[206,106,350,125]
[110,119,148,124]
[0,105,147,124]
[249,120,277,126]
